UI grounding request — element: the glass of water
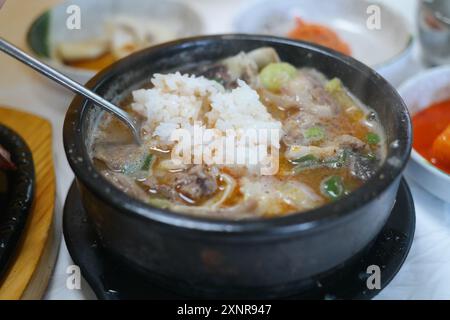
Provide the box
[418,0,450,66]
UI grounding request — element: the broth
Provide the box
[91,47,385,219]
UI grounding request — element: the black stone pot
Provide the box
[0,124,35,279]
[63,35,412,298]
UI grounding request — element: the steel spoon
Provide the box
[0,37,141,144]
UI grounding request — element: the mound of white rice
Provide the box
[131,72,281,172]
[131,72,224,140]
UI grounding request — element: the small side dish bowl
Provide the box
[26,0,204,83]
[63,35,411,298]
[232,0,413,84]
[398,66,450,202]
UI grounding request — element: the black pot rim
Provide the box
[63,34,412,235]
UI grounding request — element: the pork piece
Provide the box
[196,47,280,89]
[246,47,281,69]
[198,64,234,88]
[172,165,218,202]
[282,111,320,146]
[0,145,16,170]
[285,145,339,161]
[144,175,179,202]
[263,68,339,114]
[285,69,339,113]
[285,135,366,160]
[279,70,342,147]
[148,165,219,203]
[332,135,366,152]
[93,143,147,174]
[101,170,149,202]
[240,177,322,216]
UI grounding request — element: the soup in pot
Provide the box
[91,47,385,219]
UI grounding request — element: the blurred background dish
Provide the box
[418,0,450,66]
[233,0,413,83]
[398,66,450,203]
[26,0,204,82]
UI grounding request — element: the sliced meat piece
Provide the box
[282,111,319,146]
[165,165,219,203]
[198,64,234,88]
[93,143,146,173]
[196,47,281,89]
[246,47,280,69]
[280,70,343,147]
[240,176,323,216]
[280,68,340,115]
[330,135,367,152]
[144,175,179,202]
[101,170,149,202]
[286,145,339,161]
[176,165,218,201]
[285,135,366,161]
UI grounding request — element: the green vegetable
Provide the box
[325,78,342,92]
[292,154,318,164]
[259,62,297,91]
[305,127,325,141]
[148,197,171,209]
[292,154,319,172]
[292,154,318,165]
[292,150,349,173]
[141,154,154,171]
[325,78,356,110]
[366,153,377,161]
[122,153,153,175]
[321,176,345,200]
[366,132,380,145]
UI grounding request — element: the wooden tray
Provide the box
[0,106,59,300]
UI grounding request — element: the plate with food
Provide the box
[398,66,450,202]
[26,0,203,82]
[233,0,413,80]
[62,34,411,298]
[0,124,34,279]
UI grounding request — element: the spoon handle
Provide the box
[0,37,141,144]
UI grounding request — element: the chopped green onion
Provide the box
[325,78,356,110]
[292,154,319,172]
[325,78,342,92]
[366,152,377,161]
[259,62,297,91]
[366,132,380,145]
[122,153,153,175]
[305,126,325,141]
[321,176,345,200]
[148,197,171,209]
[141,154,154,171]
[292,154,318,164]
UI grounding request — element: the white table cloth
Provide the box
[0,0,448,300]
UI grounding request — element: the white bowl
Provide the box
[398,66,450,202]
[26,0,204,83]
[232,0,413,84]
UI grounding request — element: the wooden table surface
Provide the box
[0,107,58,299]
